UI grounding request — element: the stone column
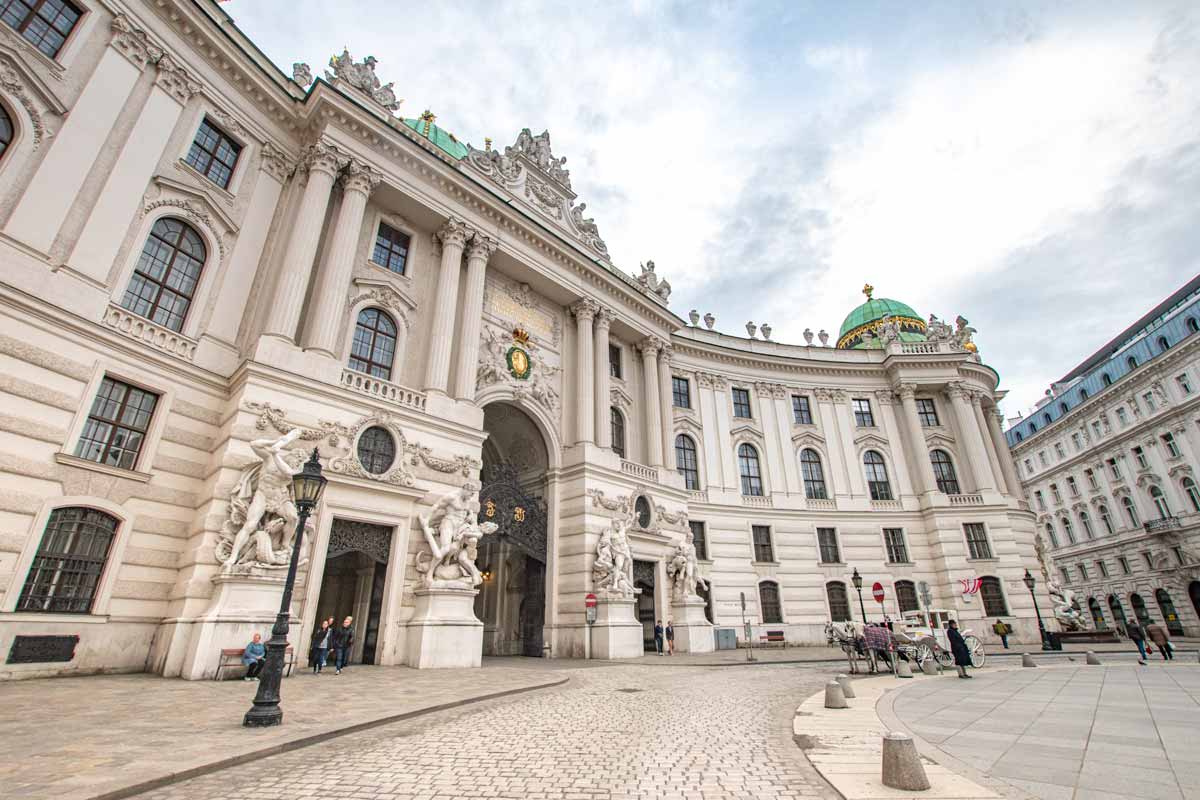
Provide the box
[572,299,598,444]
[639,337,664,467]
[306,161,381,357]
[264,142,347,341]
[771,387,802,494]
[593,310,613,448]
[815,389,851,497]
[972,398,1009,494]
[453,233,498,401]
[659,345,676,467]
[988,409,1024,495]
[948,382,995,492]
[423,218,472,394]
[877,390,915,497]
[832,391,867,496]
[896,384,937,494]
[697,374,726,489]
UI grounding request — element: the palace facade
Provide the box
[0,0,1040,678]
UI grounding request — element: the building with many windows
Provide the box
[1005,274,1200,637]
[0,0,1040,679]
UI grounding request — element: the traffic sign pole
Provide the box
[585,593,597,660]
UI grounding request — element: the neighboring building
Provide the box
[1006,274,1200,637]
[0,0,1038,679]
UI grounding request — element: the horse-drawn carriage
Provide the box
[825,608,985,674]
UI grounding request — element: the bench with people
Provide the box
[214,633,295,681]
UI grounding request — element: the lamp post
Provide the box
[244,449,327,727]
[1022,569,1051,651]
[851,567,867,624]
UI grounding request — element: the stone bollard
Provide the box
[824,680,848,709]
[1022,653,1037,668]
[895,659,914,678]
[1085,651,1101,665]
[881,732,931,791]
[921,658,939,676]
[836,674,856,699]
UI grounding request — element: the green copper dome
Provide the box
[836,284,927,349]
[401,111,469,160]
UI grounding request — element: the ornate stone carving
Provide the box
[926,314,952,342]
[437,217,472,249]
[110,13,163,67]
[326,520,391,564]
[466,232,498,262]
[327,413,417,487]
[414,487,497,589]
[346,286,412,323]
[140,197,229,261]
[587,489,632,515]
[477,326,560,415]
[245,401,348,447]
[0,59,47,148]
[259,141,296,182]
[593,515,637,598]
[1047,579,1085,631]
[666,537,708,601]
[875,389,898,406]
[655,504,688,528]
[292,62,313,87]
[341,160,382,195]
[154,54,203,103]
[594,308,614,331]
[325,49,401,112]
[636,260,672,302]
[637,336,663,358]
[696,372,713,389]
[405,443,480,478]
[570,298,599,322]
[525,178,563,219]
[302,140,350,178]
[896,383,917,401]
[610,385,633,409]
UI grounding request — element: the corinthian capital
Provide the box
[637,335,663,357]
[436,217,472,249]
[594,308,614,331]
[466,233,499,262]
[874,389,897,406]
[259,142,297,182]
[946,381,971,401]
[303,141,350,178]
[341,160,382,196]
[895,383,917,401]
[155,54,204,103]
[571,298,599,322]
[659,343,674,363]
[111,13,162,67]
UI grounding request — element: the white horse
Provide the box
[825,620,875,674]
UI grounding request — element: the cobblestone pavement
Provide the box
[134,663,840,800]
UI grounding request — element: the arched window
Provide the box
[1059,402,1069,414]
[800,448,827,499]
[738,444,763,496]
[1188,317,1199,334]
[1043,413,1052,425]
[863,450,892,500]
[1122,495,1139,527]
[759,580,782,624]
[1080,388,1089,400]
[1045,523,1059,548]
[895,580,919,614]
[1061,517,1075,544]
[356,426,395,474]
[1101,372,1113,386]
[1130,593,1150,626]
[610,407,625,459]
[1015,432,1023,442]
[17,507,119,613]
[929,449,959,494]
[348,308,397,380]
[1029,422,1038,433]
[1127,355,1138,371]
[1099,505,1114,535]
[675,434,699,490]
[1183,477,1200,513]
[1149,485,1170,519]
[120,217,207,332]
[979,576,1008,616]
[0,102,12,161]
[1155,588,1183,636]
[1080,511,1094,539]
[1157,336,1170,353]
[825,581,850,622]
[1107,594,1127,627]
[1088,597,1106,629]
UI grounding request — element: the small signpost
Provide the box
[585,593,597,659]
[872,582,885,604]
[740,591,755,662]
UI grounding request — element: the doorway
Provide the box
[315,520,392,665]
[1130,593,1151,627]
[634,559,656,651]
[1155,588,1184,636]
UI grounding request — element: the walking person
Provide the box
[947,620,973,679]
[1145,620,1173,661]
[1126,621,1147,664]
[310,619,332,674]
[242,633,266,681]
[992,618,1011,649]
[665,621,675,656]
[654,620,664,656]
[333,615,354,675]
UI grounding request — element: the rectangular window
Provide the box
[1116,407,1128,425]
[1086,469,1098,489]
[732,387,752,418]
[672,376,691,409]
[1,0,82,59]
[1078,563,1088,580]
[1024,459,1034,476]
[1050,484,1061,503]
[608,344,622,379]
[883,528,908,564]
[1162,433,1180,459]
[689,520,707,561]
[74,377,159,471]
[792,395,813,425]
[1092,421,1102,439]
[817,527,840,564]
[1173,546,1185,566]
[852,398,874,427]
[1118,556,1131,574]
[915,398,939,426]
[185,118,242,189]
[1142,551,1154,569]
[1060,566,1071,583]
[963,523,993,559]
[1178,373,1193,395]
[1097,560,1109,577]
[1067,477,1079,497]
[371,223,411,274]
[1107,458,1121,480]
[1071,433,1081,452]
[1142,392,1156,411]
[1039,451,1048,466]
[1132,446,1148,470]
[1035,490,1046,510]
[1054,443,1065,459]
[752,525,774,563]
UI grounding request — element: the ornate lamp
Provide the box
[851,567,867,624]
[291,449,328,510]
[1023,569,1050,651]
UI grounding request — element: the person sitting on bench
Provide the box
[242,633,266,680]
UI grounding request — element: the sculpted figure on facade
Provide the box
[594,516,637,597]
[666,537,709,601]
[926,314,953,342]
[325,48,400,112]
[636,260,672,302]
[292,62,313,87]
[415,487,499,589]
[879,314,901,344]
[217,429,312,572]
[953,315,978,352]
[1046,578,1085,631]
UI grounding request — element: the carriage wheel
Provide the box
[934,644,953,668]
[966,635,986,668]
[915,643,933,666]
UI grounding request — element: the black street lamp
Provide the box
[1022,569,1051,651]
[244,449,327,728]
[851,567,867,624]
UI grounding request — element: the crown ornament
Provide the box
[512,327,530,345]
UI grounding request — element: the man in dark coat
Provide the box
[946,620,973,679]
[653,620,664,656]
[332,616,354,675]
[1126,621,1147,664]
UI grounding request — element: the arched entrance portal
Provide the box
[315,520,393,665]
[1155,588,1184,636]
[1130,593,1151,627]
[1190,581,1200,622]
[477,403,550,657]
[1087,597,1106,629]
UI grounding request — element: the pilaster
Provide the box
[454,233,498,400]
[572,299,598,444]
[422,217,472,393]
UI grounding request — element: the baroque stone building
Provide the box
[1005,275,1200,638]
[0,0,1039,679]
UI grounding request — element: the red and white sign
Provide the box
[584,593,597,609]
[871,582,885,604]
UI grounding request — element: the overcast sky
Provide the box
[223,0,1199,419]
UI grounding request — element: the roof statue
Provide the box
[292,62,313,87]
[637,260,671,302]
[324,48,401,113]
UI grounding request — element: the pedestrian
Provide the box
[992,618,1011,649]
[946,619,973,679]
[654,620,664,656]
[333,615,354,674]
[310,619,332,673]
[1126,621,1147,664]
[242,632,266,681]
[1145,620,1173,661]
[665,621,675,655]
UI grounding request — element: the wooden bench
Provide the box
[214,645,295,680]
[759,630,787,648]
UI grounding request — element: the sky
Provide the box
[223,0,1200,419]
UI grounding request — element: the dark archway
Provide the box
[1108,595,1127,630]
[1190,581,1200,623]
[315,520,393,665]
[1130,593,1151,626]
[1155,588,1184,636]
[1087,597,1106,629]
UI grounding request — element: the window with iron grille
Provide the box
[963,522,992,559]
[75,377,159,471]
[672,376,691,408]
[759,581,783,624]
[689,520,707,561]
[608,344,622,379]
[792,395,813,424]
[356,426,395,474]
[895,580,919,614]
[979,576,1008,616]
[610,407,625,458]
[864,450,892,500]
[826,582,850,622]
[121,217,207,332]
[185,118,242,189]
[800,449,827,499]
[675,434,699,490]
[1,0,82,59]
[929,449,959,494]
[738,444,763,496]
[348,308,397,380]
[883,528,908,563]
[752,525,774,562]
[732,387,752,418]
[915,398,939,426]
[852,398,874,427]
[817,527,840,564]
[17,507,118,613]
[372,223,411,274]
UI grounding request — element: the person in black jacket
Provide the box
[310,619,333,673]
[1126,622,1147,664]
[947,620,973,679]
[653,621,664,656]
[332,616,354,675]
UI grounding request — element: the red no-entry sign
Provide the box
[872,582,885,604]
[585,593,597,608]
